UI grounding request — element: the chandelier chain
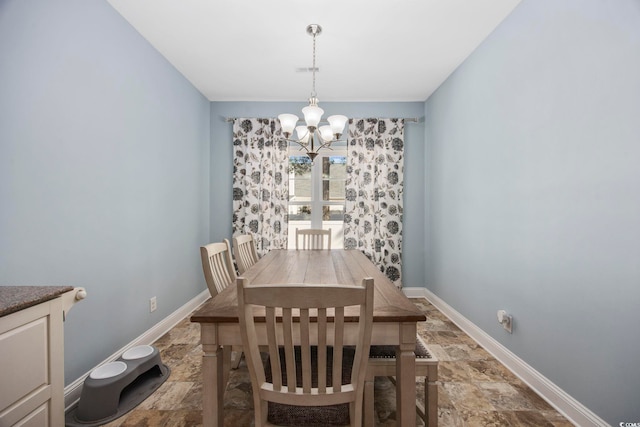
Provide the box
[311,31,317,98]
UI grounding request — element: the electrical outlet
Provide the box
[502,314,513,333]
[150,296,157,312]
[497,309,513,333]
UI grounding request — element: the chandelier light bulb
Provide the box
[327,115,348,137]
[318,125,334,142]
[278,114,298,137]
[302,104,324,129]
[295,126,310,144]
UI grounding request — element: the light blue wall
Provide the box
[210,102,426,287]
[0,0,210,384]
[425,0,640,423]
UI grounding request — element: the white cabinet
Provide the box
[0,288,84,427]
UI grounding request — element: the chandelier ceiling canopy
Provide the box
[278,24,348,163]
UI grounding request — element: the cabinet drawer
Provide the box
[0,306,49,411]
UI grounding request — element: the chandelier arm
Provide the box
[315,139,346,151]
[319,138,346,146]
[316,143,333,151]
[285,138,311,153]
[283,137,346,151]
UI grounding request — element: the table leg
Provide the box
[222,345,232,387]
[396,322,417,426]
[202,325,224,427]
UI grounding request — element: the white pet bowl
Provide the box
[122,345,154,361]
[89,361,127,380]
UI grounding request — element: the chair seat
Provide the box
[265,347,355,426]
[365,336,439,426]
[368,337,432,359]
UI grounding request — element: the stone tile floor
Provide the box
[103,298,573,426]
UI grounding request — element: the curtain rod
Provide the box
[223,116,422,123]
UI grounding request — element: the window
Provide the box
[288,149,347,249]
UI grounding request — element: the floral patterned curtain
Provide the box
[344,118,405,287]
[232,118,289,255]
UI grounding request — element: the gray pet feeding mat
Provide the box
[65,345,170,427]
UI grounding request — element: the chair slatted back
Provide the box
[295,228,332,250]
[232,234,259,275]
[200,239,236,296]
[237,278,374,427]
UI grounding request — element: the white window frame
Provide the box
[288,148,347,248]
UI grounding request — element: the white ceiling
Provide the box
[106,0,521,102]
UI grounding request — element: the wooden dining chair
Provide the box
[232,234,259,275]
[237,277,374,427]
[200,239,243,370]
[364,335,439,426]
[295,228,332,250]
[200,239,236,296]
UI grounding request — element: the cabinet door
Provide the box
[0,298,64,427]
[0,313,49,411]
[14,403,49,427]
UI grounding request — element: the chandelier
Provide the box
[278,24,348,163]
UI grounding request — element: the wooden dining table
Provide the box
[191,249,426,427]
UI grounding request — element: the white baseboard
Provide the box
[402,287,610,427]
[64,289,211,410]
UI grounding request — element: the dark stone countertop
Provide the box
[0,286,74,318]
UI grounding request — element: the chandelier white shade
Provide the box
[295,126,310,143]
[278,114,299,135]
[278,24,348,162]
